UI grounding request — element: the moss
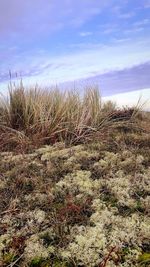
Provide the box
[40,232,53,247]
[138,253,150,266]
[52,258,73,267]
[142,243,150,253]
[0,130,150,267]
[40,232,58,247]
[3,253,16,264]
[136,200,145,213]
[30,257,49,267]
[100,188,118,207]
[120,246,131,262]
[117,200,145,216]
[30,257,72,267]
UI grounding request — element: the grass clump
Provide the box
[0,83,144,152]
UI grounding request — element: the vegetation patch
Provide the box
[0,87,150,266]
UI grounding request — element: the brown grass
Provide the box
[0,82,147,152]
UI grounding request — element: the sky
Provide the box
[0,0,150,98]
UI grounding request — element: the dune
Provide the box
[103,88,150,110]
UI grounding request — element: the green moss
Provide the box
[101,190,118,207]
[30,257,49,267]
[52,259,72,267]
[120,246,131,262]
[40,232,58,247]
[138,253,150,266]
[3,253,16,264]
[29,258,72,267]
[136,200,145,213]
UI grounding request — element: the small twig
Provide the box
[99,246,116,267]
[1,208,19,215]
[7,253,23,267]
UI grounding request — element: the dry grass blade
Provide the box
[0,82,145,151]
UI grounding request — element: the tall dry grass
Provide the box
[0,82,140,151]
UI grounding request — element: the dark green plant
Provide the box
[30,257,49,267]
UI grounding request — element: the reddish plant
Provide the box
[57,194,93,224]
[99,246,120,267]
[10,236,26,253]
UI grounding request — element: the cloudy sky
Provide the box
[0,0,150,96]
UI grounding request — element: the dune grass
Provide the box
[0,82,143,152]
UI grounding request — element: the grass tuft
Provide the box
[0,82,146,152]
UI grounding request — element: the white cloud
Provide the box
[102,27,118,34]
[119,11,135,19]
[112,38,131,43]
[79,31,93,37]
[133,19,150,27]
[1,36,150,89]
[124,27,145,35]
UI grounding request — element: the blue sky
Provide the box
[0,0,150,96]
